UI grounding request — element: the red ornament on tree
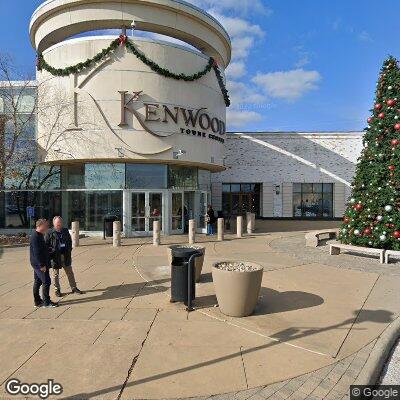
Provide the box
[387,99,396,107]
[375,103,382,110]
[367,117,373,124]
[393,231,400,239]
[343,216,350,224]
[395,123,400,131]
[363,227,372,235]
[389,165,396,171]
[391,139,399,146]
[354,203,363,211]
[378,112,385,119]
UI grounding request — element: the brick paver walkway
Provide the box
[0,231,399,399]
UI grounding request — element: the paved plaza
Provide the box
[0,229,399,400]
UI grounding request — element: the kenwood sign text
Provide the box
[118,91,225,143]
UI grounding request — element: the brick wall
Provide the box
[212,132,363,218]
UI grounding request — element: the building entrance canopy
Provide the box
[29,0,231,67]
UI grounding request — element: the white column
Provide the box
[122,190,131,238]
[113,221,121,247]
[72,221,79,248]
[246,212,253,234]
[189,219,196,244]
[237,216,243,238]
[217,218,224,241]
[153,220,161,246]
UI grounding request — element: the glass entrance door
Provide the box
[131,191,164,236]
[148,192,162,232]
[131,192,146,234]
[198,191,209,233]
[171,191,184,234]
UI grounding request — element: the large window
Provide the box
[3,191,61,228]
[222,183,261,217]
[293,183,333,218]
[64,191,122,231]
[168,166,198,189]
[61,164,125,189]
[126,164,167,189]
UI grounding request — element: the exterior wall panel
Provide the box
[282,183,293,217]
[334,183,346,218]
[262,182,274,217]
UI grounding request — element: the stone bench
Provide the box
[305,229,339,247]
[385,250,400,264]
[329,243,385,264]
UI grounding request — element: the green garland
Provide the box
[37,38,120,77]
[37,36,230,107]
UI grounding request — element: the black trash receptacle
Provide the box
[103,215,118,239]
[171,247,201,307]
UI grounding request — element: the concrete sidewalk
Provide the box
[0,232,399,400]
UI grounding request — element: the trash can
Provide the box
[103,215,118,239]
[170,247,201,308]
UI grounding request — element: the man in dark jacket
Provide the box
[30,219,58,308]
[206,205,216,235]
[46,216,83,297]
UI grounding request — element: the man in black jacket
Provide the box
[30,219,58,308]
[46,216,83,297]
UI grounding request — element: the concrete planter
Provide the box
[212,262,263,317]
[167,245,205,283]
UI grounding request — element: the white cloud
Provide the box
[231,36,255,60]
[189,0,271,16]
[226,61,246,79]
[294,55,310,68]
[253,69,322,101]
[227,81,266,106]
[227,109,263,128]
[209,12,265,38]
[358,31,373,42]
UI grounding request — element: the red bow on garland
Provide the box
[119,34,128,45]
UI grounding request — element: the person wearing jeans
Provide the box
[206,205,216,235]
[46,216,83,297]
[30,219,58,308]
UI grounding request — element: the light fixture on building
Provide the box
[131,20,136,37]
[275,184,281,195]
[116,147,125,158]
[173,149,186,159]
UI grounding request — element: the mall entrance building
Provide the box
[0,1,364,235]
[12,0,231,236]
[56,163,212,236]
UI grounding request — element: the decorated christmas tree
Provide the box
[340,56,400,250]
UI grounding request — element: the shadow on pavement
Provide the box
[59,281,169,307]
[61,308,395,400]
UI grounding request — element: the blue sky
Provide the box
[1,0,399,132]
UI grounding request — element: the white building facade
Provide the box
[0,0,365,235]
[211,132,363,220]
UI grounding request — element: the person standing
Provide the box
[46,216,83,297]
[30,219,58,308]
[206,205,216,235]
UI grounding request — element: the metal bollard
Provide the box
[237,216,243,238]
[153,220,161,246]
[217,218,224,241]
[189,219,196,244]
[72,221,79,248]
[113,221,121,247]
